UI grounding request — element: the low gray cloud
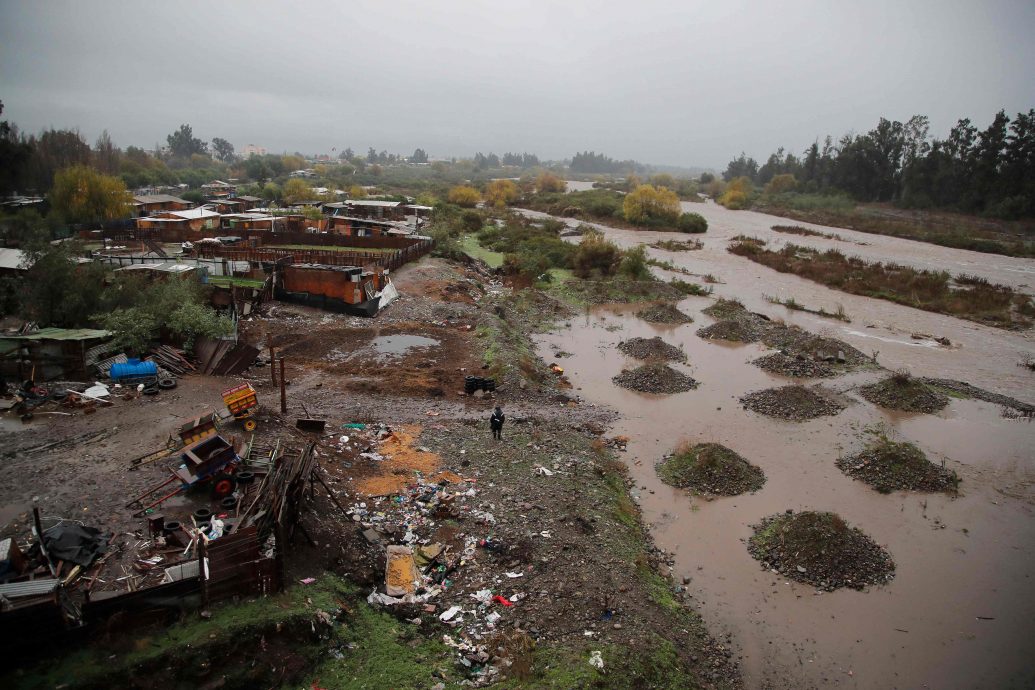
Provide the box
[2,0,1032,167]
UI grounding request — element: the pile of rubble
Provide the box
[613,363,699,394]
[739,385,845,421]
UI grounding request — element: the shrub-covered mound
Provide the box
[657,443,765,496]
[739,385,845,420]
[613,363,698,394]
[636,302,693,324]
[748,511,896,591]
[837,438,959,493]
[617,336,686,362]
[859,374,949,413]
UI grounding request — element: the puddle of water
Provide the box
[536,299,1035,689]
[371,334,440,356]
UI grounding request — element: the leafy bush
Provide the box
[619,245,651,280]
[718,176,754,209]
[447,185,481,207]
[573,234,623,278]
[676,212,708,233]
[623,184,680,225]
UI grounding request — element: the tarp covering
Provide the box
[43,523,109,567]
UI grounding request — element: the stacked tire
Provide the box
[464,376,497,395]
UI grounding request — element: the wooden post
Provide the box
[269,345,276,384]
[279,357,287,414]
[33,503,56,576]
[198,536,209,608]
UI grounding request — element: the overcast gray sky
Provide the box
[2,0,1033,168]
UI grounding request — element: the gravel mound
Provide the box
[636,303,693,324]
[748,510,896,591]
[837,439,959,493]
[699,299,867,369]
[657,443,765,496]
[740,385,844,420]
[617,336,686,362]
[696,319,765,343]
[859,375,949,413]
[702,299,748,320]
[752,352,835,378]
[613,363,698,394]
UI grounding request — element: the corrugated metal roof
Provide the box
[0,248,28,270]
[133,194,189,205]
[347,200,401,207]
[0,327,112,341]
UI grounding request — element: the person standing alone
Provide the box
[490,406,505,440]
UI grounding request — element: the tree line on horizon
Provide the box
[723,109,1035,219]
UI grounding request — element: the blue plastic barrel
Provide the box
[110,358,158,382]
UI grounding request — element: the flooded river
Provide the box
[529,199,1035,688]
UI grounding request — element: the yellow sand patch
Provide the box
[355,425,448,496]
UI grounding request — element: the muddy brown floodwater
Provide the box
[530,199,1035,689]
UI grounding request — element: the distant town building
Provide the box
[241,144,267,157]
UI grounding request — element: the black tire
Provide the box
[142,386,159,396]
[193,508,212,522]
[158,378,177,390]
[211,474,237,498]
[235,471,255,485]
[220,495,238,510]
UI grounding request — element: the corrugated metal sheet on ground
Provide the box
[0,578,59,598]
[0,328,112,342]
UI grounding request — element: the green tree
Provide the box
[282,178,315,204]
[0,101,32,194]
[411,148,429,163]
[623,184,680,225]
[50,165,132,223]
[21,231,107,327]
[94,307,157,355]
[167,124,207,158]
[210,137,235,162]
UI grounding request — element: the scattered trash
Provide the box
[492,594,514,607]
[589,650,605,670]
[300,577,317,585]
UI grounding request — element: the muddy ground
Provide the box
[0,258,739,688]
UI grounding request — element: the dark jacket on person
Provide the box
[490,409,505,430]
